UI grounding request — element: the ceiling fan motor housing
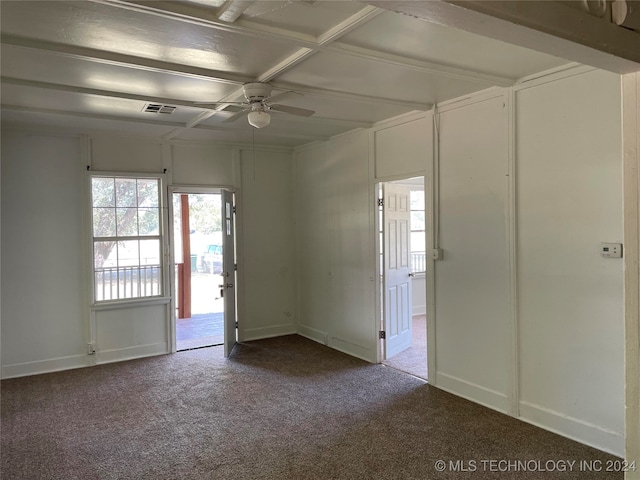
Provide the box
[243,82,273,103]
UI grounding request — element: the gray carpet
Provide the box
[384,315,427,379]
[1,335,622,479]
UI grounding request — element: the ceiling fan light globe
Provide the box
[247,110,271,129]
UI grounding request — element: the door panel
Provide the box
[222,190,237,357]
[383,183,413,359]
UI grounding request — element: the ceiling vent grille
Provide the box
[143,103,177,114]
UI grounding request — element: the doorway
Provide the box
[378,176,428,380]
[172,192,224,351]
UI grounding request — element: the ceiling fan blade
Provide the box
[269,104,315,117]
[195,101,248,109]
[222,109,251,123]
[264,90,301,104]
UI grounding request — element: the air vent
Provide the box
[143,103,177,114]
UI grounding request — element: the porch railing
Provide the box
[94,265,161,301]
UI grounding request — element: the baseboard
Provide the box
[242,324,296,342]
[329,336,376,363]
[412,305,426,316]
[435,372,510,414]
[1,353,91,379]
[519,401,624,457]
[96,342,169,365]
[297,324,328,345]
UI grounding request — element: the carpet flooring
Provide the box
[383,315,427,379]
[1,335,623,479]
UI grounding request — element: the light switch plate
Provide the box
[601,242,623,258]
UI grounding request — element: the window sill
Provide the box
[91,296,171,311]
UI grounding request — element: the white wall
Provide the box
[292,69,624,456]
[1,133,89,376]
[516,69,624,453]
[435,93,512,412]
[1,131,296,377]
[295,130,377,361]
[239,149,296,341]
[622,71,640,480]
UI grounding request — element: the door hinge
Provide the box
[235,321,238,329]
[232,205,237,214]
[379,330,386,339]
[234,263,238,271]
[377,198,384,207]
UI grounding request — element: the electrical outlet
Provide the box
[87,343,96,355]
[601,242,623,258]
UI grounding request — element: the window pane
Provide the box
[93,208,116,237]
[92,178,115,207]
[140,239,160,265]
[138,208,159,236]
[115,178,137,207]
[117,240,140,266]
[411,211,425,231]
[411,231,425,253]
[410,190,424,210]
[94,241,116,268]
[116,208,138,236]
[137,179,159,207]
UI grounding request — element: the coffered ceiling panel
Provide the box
[240,1,367,37]
[277,51,495,104]
[1,45,240,103]
[0,0,575,147]
[0,1,297,76]
[341,11,567,80]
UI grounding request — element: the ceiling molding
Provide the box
[1,76,203,110]
[329,43,514,87]
[269,81,431,110]
[1,103,186,128]
[93,0,515,86]
[0,34,250,87]
[216,0,254,23]
[1,103,328,142]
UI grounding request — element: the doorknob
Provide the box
[408,272,415,277]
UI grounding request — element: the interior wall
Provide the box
[1,133,88,377]
[623,71,640,480]
[515,69,624,454]
[294,131,377,361]
[292,68,624,456]
[435,93,512,412]
[239,149,296,341]
[0,131,296,377]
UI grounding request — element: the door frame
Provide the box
[374,174,435,381]
[167,185,240,353]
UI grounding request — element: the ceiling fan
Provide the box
[197,82,315,129]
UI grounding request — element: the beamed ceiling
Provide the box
[0,0,569,147]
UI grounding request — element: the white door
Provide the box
[383,183,413,359]
[222,190,237,357]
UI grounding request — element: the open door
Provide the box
[221,189,237,357]
[383,183,413,358]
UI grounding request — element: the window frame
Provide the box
[409,188,426,275]
[89,173,165,305]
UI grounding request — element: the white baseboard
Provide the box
[329,336,376,363]
[96,342,169,365]
[297,324,328,345]
[435,372,510,413]
[519,401,624,457]
[1,354,91,379]
[242,324,296,342]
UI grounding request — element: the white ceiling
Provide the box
[0,0,569,147]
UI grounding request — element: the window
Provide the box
[91,176,162,302]
[410,190,426,273]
